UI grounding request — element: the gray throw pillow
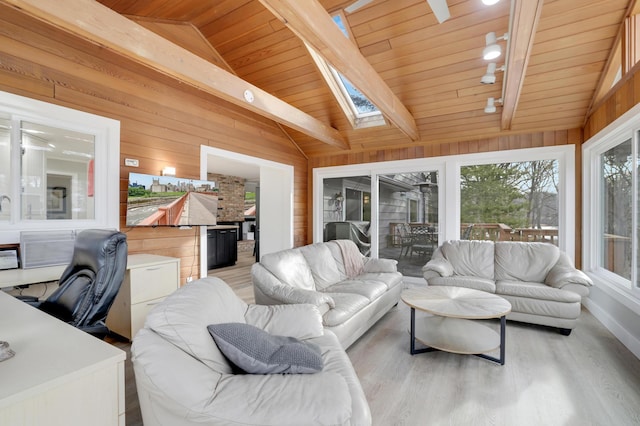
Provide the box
[207,322,323,374]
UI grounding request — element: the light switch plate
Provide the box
[124,158,139,167]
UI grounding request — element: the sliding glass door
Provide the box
[378,171,439,278]
[322,176,372,256]
[314,145,574,282]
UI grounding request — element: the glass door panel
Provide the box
[378,171,439,278]
[322,176,371,256]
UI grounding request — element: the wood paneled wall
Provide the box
[585,60,640,140]
[0,5,308,284]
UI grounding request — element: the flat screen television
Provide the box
[126,172,219,227]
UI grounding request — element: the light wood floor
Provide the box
[115,251,640,426]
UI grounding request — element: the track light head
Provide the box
[482,32,508,60]
[481,63,497,84]
[484,97,503,114]
[480,63,505,84]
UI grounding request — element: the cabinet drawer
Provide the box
[131,297,166,339]
[129,262,178,303]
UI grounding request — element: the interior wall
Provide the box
[0,5,308,284]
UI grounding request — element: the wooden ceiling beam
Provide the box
[501,0,544,130]
[3,0,348,149]
[259,0,420,141]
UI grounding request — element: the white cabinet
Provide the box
[0,292,125,426]
[106,254,180,341]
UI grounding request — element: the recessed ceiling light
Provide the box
[482,0,500,5]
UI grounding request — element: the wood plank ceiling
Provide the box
[96,0,630,157]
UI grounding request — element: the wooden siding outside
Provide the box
[0,5,307,284]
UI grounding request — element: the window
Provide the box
[583,106,640,295]
[305,12,385,129]
[345,188,371,221]
[409,199,418,223]
[460,160,559,243]
[314,146,574,282]
[602,140,634,281]
[0,91,120,243]
[20,121,95,221]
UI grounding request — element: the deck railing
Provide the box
[460,223,559,246]
[138,193,188,226]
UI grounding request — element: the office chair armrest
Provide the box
[15,295,42,307]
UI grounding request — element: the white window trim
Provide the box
[0,91,120,243]
[314,145,575,261]
[583,101,640,304]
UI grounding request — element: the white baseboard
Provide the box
[583,298,640,360]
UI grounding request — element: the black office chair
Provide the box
[19,229,128,339]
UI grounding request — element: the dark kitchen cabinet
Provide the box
[207,227,238,269]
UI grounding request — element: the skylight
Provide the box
[306,12,384,129]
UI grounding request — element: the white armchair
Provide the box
[132,277,371,426]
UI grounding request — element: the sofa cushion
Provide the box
[144,277,247,374]
[440,240,495,279]
[500,293,582,320]
[429,276,496,293]
[260,249,316,290]
[323,279,388,301]
[495,242,560,283]
[208,323,324,374]
[363,257,398,273]
[326,242,349,278]
[358,271,404,290]
[496,281,581,303]
[332,239,365,277]
[321,293,370,327]
[299,243,343,289]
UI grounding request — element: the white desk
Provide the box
[0,264,66,288]
[0,291,126,425]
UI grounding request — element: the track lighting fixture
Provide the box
[483,32,508,60]
[484,97,502,114]
[480,63,506,84]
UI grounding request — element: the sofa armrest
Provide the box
[363,257,398,273]
[244,303,324,340]
[545,254,593,289]
[422,257,454,277]
[252,264,335,308]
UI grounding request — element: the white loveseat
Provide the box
[422,240,593,335]
[132,277,371,426]
[252,239,403,349]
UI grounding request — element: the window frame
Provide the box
[583,102,640,300]
[313,145,575,270]
[304,12,385,129]
[0,91,120,244]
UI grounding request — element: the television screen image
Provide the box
[126,173,218,227]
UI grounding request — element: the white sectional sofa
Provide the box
[132,277,371,426]
[252,239,403,349]
[422,240,593,335]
